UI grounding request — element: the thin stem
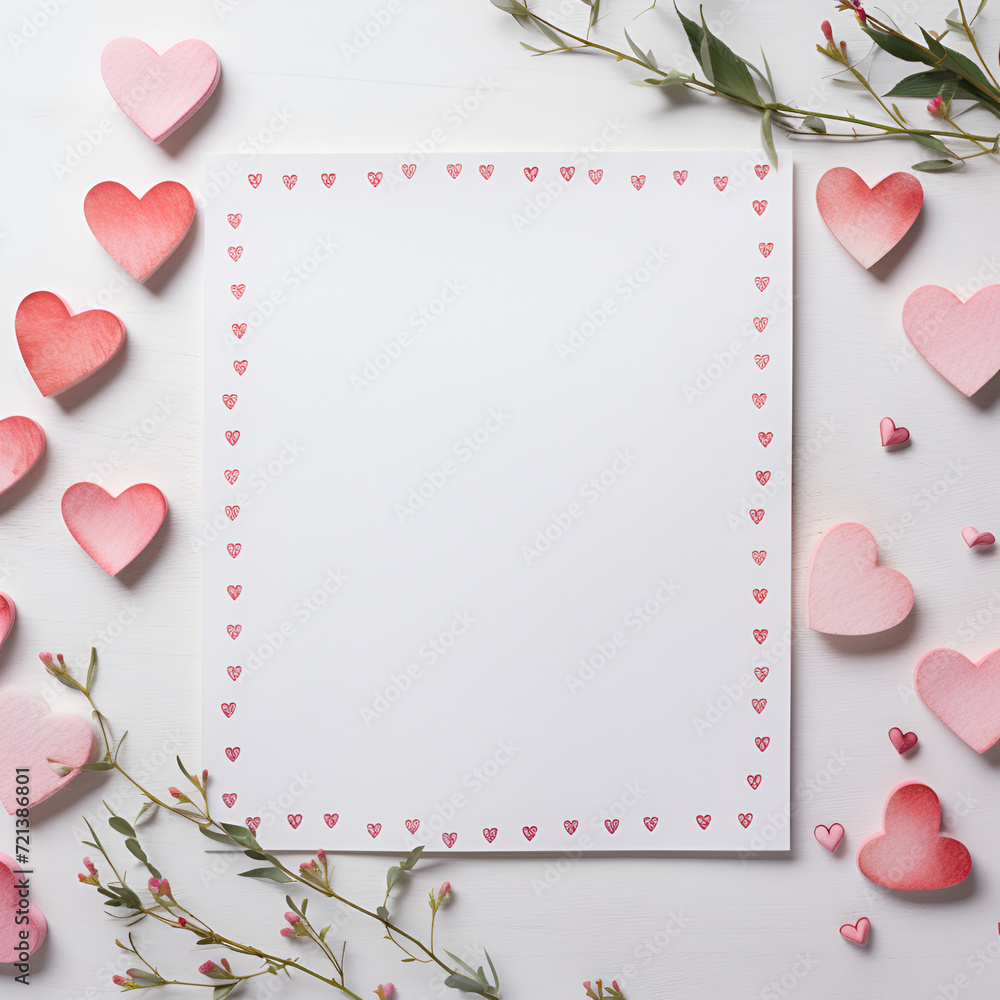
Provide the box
[957,0,1000,90]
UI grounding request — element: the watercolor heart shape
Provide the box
[15,292,125,397]
[227,665,241,680]
[228,246,243,261]
[564,820,578,835]
[0,593,14,651]
[225,747,240,761]
[231,284,245,299]
[888,727,918,754]
[227,586,241,601]
[714,176,728,191]
[225,430,240,446]
[405,819,420,834]
[753,200,767,215]
[755,276,770,292]
[324,813,339,828]
[227,624,241,639]
[367,171,382,187]
[479,164,494,180]
[755,164,769,179]
[589,169,603,184]
[759,242,773,257]
[747,774,761,790]
[447,164,462,179]
[673,170,687,185]
[756,736,770,751]
[0,851,46,961]
[753,629,768,644]
[246,816,261,832]
[283,175,297,189]
[287,814,302,829]
[442,832,457,848]
[755,470,770,485]
[631,175,645,190]
[61,483,167,576]
[228,214,242,227]
[225,506,239,521]
[644,816,658,831]
[752,393,767,408]
[902,284,1000,396]
[755,354,769,369]
[962,526,995,547]
[880,417,910,447]
[857,782,971,890]
[248,174,262,188]
[222,793,236,808]
[752,551,767,567]
[914,647,1000,752]
[0,690,93,814]
[605,819,619,834]
[754,666,769,681]
[367,822,381,838]
[815,167,922,269]
[483,827,498,842]
[739,813,753,828]
[752,698,767,714]
[696,815,711,830]
[233,360,248,375]
[560,166,575,182]
[524,166,538,182]
[84,181,194,282]
[814,823,845,852]
[221,702,235,717]
[522,825,537,841]
[807,522,914,635]
[0,416,45,495]
[231,324,246,338]
[753,317,768,333]
[401,164,416,179]
[321,172,337,186]
[753,587,767,602]
[749,510,764,524]
[758,432,773,447]
[225,470,239,485]
[101,38,220,143]
[227,544,242,559]
[840,917,871,946]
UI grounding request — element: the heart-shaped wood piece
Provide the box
[0,593,14,653]
[61,483,167,576]
[839,917,870,946]
[814,823,845,853]
[914,647,1000,752]
[962,526,995,548]
[816,167,923,268]
[84,181,195,282]
[857,781,971,890]
[903,284,1000,396]
[0,689,93,815]
[0,850,46,961]
[807,522,914,635]
[0,415,45,493]
[101,38,220,144]
[15,293,125,397]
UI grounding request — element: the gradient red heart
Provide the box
[0,416,45,493]
[888,727,918,754]
[879,417,909,446]
[673,170,687,185]
[914,647,1000,752]
[696,815,711,829]
[840,917,871,946]
[222,793,236,808]
[246,816,261,832]
[225,747,239,761]
[0,851,46,961]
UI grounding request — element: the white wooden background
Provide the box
[2,1,1000,998]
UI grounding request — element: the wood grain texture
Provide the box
[914,647,1000,752]
[0,415,45,492]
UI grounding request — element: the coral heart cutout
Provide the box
[0,851,46,961]
[84,181,195,282]
[903,284,1000,397]
[62,483,167,576]
[913,647,1000,753]
[806,522,913,635]
[857,782,971,890]
[815,167,923,268]
[101,38,220,144]
[0,415,45,493]
[15,292,125,397]
[0,690,93,814]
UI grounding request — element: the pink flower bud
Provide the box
[300,860,318,872]
[583,984,592,991]
[317,849,326,863]
[220,959,231,973]
[160,879,171,896]
[381,985,394,999]
[168,786,183,798]
[84,857,98,875]
[438,881,451,902]
[840,40,847,54]
[821,20,832,40]
[284,912,300,925]
[927,95,943,114]
[199,962,217,975]
[38,652,54,667]
[56,653,66,666]
[854,5,867,23]
[178,917,187,927]
[112,975,129,986]
[77,872,87,882]
[148,878,161,892]
[202,769,209,783]
[612,983,620,992]
[280,927,295,937]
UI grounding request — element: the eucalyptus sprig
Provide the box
[489,0,1000,170]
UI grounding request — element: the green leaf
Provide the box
[117,887,143,910]
[534,19,569,48]
[909,131,953,152]
[386,866,402,892]
[885,70,965,99]
[221,822,260,849]
[974,0,990,20]
[912,158,964,171]
[623,27,652,68]
[376,906,390,922]
[489,0,528,13]
[444,974,489,996]
[135,801,158,823]
[319,926,330,942]
[213,985,238,1000]
[199,825,235,846]
[761,108,777,166]
[124,838,148,864]
[860,24,930,63]
[127,969,165,985]
[760,48,775,102]
[484,950,499,989]
[110,816,136,837]
[919,26,998,93]
[237,867,292,883]
[243,849,271,862]
[86,647,98,691]
[697,7,762,105]
[399,845,424,871]
[51,671,79,690]
[802,116,826,133]
[81,761,114,771]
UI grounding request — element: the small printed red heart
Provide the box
[321,172,337,187]
[287,814,302,829]
[225,430,240,446]
[560,166,575,182]
[756,471,770,486]
[589,169,603,184]
[84,180,194,282]
[231,284,245,299]
[447,164,462,179]
[15,292,126,397]
[221,702,235,717]
[673,169,688,185]
[753,199,767,215]
[564,820,578,834]
[367,171,383,187]
[739,813,753,828]
[631,174,645,190]
[962,526,995,547]
[888,727,918,754]
[879,417,909,446]
[405,819,420,834]
[752,550,767,566]
[759,242,773,257]
[524,166,538,182]
[222,793,237,808]
[759,431,773,447]
[755,355,769,369]
[522,825,537,841]
[227,664,241,680]
[755,276,770,292]
[224,470,239,485]
[752,393,767,408]
[755,164,769,179]
[234,360,248,375]
[231,324,246,339]
[227,624,241,639]
[643,816,658,831]
[753,588,768,603]
[814,823,845,852]
[227,585,242,601]
[324,813,339,828]
[696,814,711,830]
[483,827,498,842]
[225,505,240,521]
[479,164,494,179]
[246,816,261,832]
[713,176,728,190]
[227,544,242,559]
[248,174,262,188]
[228,246,243,261]
[755,665,769,681]
[840,917,871,946]
[605,818,619,834]
[756,736,770,751]
[367,822,381,838]
[747,774,761,790]
[753,317,768,333]
[0,416,45,494]
[753,629,768,644]
[282,174,297,189]
[401,164,416,179]
[228,214,242,228]
[225,746,240,761]
[752,698,767,714]
[749,510,764,524]
[442,832,457,848]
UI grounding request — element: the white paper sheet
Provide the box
[203,153,792,852]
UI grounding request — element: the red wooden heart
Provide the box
[0,415,45,492]
[0,593,13,652]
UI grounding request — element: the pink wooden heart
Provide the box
[0,416,45,493]
[0,850,46,961]
[806,522,913,635]
[962,526,995,548]
[815,167,923,268]
[84,181,195,282]
[814,823,844,852]
[0,689,93,814]
[61,482,167,576]
[888,727,918,754]
[914,647,1000,753]
[101,38,220,144]
[15,292,125,397]
[879,417,909,447]
[839,917,870,947]
[857,781,971,890]
[903,284,1000,396]
[0,593,14,652]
